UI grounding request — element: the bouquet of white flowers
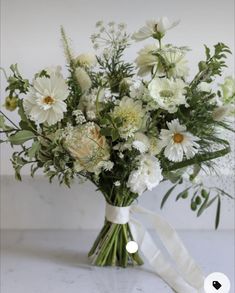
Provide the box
[1,17,234,292]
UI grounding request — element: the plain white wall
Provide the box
[0,0,234,229]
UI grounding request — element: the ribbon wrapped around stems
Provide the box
[105,202,205,293]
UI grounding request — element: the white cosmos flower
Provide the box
[127,154,163,195]
[44,65,63,77]
[159,119,200,162]
[132,17,180,41]
[23,75,69,125]
[148,77,187,113]
[135,44,158,76]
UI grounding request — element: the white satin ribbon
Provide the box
[105,203,205,293]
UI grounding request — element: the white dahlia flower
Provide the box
[23,75,69,125]
[111,97,146,139]
[148,77,187,113]
[127,154,163,195]
[159,119,200,162]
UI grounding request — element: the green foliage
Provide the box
[5,64,29,96]
[190,43,231,89]
[161,181,233,229]
[97,46,134,92]
[0,23,233,230]
[8,130,36,145]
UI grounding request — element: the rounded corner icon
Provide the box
[204,272,231,293]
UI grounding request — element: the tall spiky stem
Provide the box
[60,26,75,66]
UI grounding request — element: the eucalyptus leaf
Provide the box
[215,196,221,229]
[197,193,210,217]
[161,184,177,209]
[175,186,191,201]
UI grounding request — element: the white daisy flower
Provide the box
[132,17,180,41]
[148,77,187,113]
[159,119,200,162]
[23,75,69,125]
[127,154,163,195]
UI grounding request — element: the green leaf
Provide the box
[206,196,218,209]
[0,115,13,131]
[111,129,119,141]
[8,130,36,145]
[215,196,221,229]
[189,164,201,181]
[27,141,40,159]
[100,127,112,136]
[160,184,177,209]
[197,193,210,217]
[204,45,211,60]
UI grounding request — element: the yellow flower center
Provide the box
[43,96,55,105]
[173,133,184,143]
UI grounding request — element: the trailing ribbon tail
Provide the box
[105,202,205,293]
[130,205,205,293]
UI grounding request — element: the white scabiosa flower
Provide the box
[135,44,158,76]
[159,119,200,162]
[23,75,69,125]
[76,53,97,68]
[111,97,146,139]
[148,77,187,113]
[158,47,189,78]
[132,17,180,41]
[127,154,163,195]
[75,67,92,92]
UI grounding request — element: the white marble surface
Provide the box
[1,230,234,293]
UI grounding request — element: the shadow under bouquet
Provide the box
[1,17,234,292]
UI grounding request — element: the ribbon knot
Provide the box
[105,202,205,293]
